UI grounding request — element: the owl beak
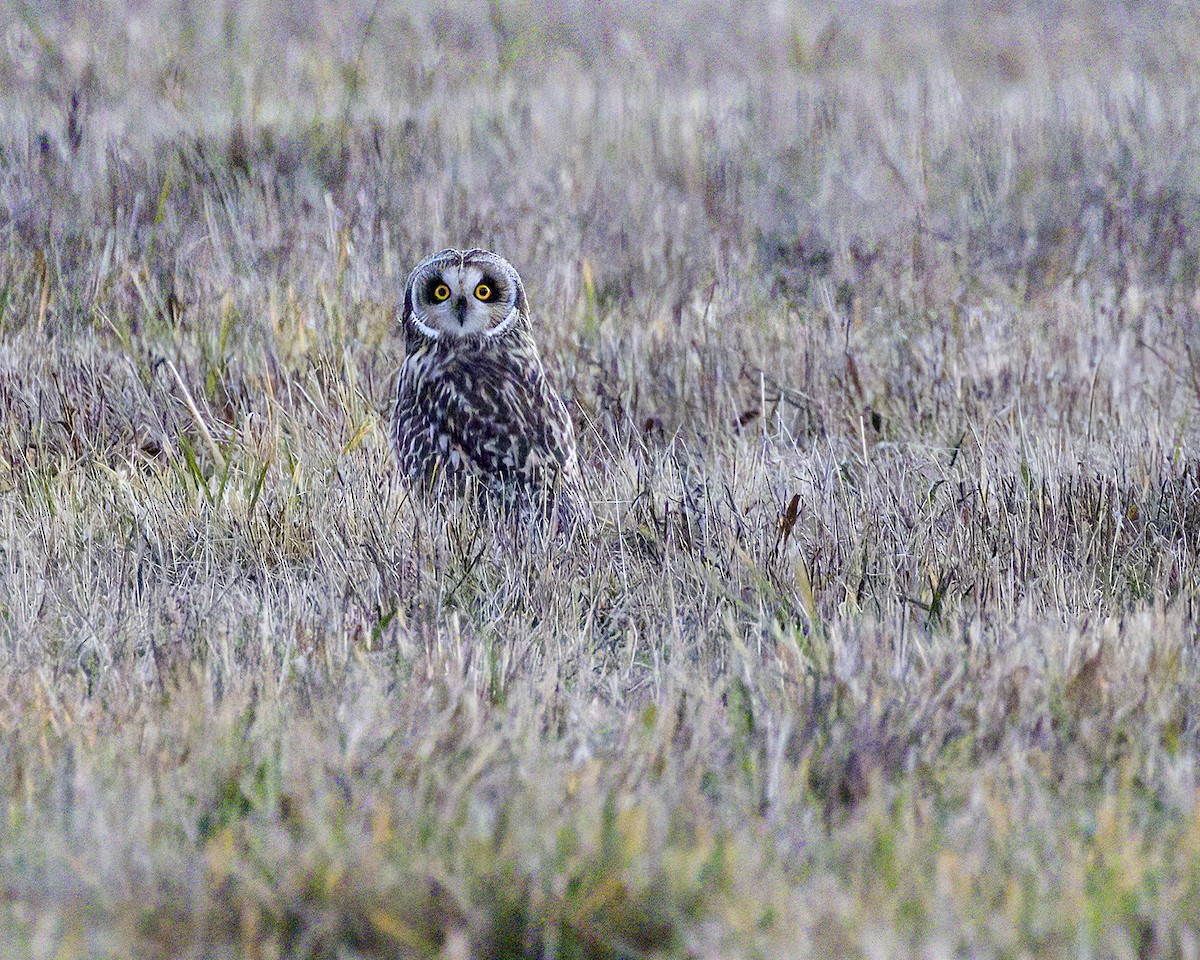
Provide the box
[453,297,468,325]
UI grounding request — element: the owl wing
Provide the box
[392,359,438,482]
[444,352,578,492]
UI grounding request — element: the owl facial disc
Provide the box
[407,258,521,340]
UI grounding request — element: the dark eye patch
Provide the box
[477,274,507,300]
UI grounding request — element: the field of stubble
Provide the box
[2,2,1200,957]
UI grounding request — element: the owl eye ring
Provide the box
[474,283,493,301]
[432,283,451,302]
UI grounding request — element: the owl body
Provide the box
[391,249,579,509]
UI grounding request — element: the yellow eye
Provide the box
[474,283,493,301]
[433,284,451,302]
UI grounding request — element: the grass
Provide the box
[1,1,1200,956]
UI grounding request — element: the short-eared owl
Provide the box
[391,248,579,509]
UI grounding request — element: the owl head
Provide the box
[401,248,530,344]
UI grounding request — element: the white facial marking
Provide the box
[482,305,519,339]
[409,311,443,340]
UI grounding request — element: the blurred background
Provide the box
[6,0,1200,316]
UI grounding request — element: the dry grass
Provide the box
[2,1,1200,957]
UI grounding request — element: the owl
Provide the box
[390,248,580,514]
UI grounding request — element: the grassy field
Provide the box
[2,1,1200,957]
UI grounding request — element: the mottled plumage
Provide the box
[391,249,580,513]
